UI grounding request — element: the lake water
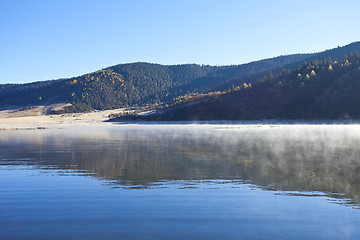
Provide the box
[1,124,360,240]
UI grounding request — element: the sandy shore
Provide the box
[0,109,125,128]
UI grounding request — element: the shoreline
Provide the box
[2,104,360,129]
[2,113,360,129]
[111,119,360,125]
[2,106,360,129]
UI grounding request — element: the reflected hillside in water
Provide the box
[1,125,360,204]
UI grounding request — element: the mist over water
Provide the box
[1,124,360,239]
[1,125,360,201]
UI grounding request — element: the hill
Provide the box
[0,55,311,113]
[213,41,360,92]
[1,41,360,115]
[0,63,217,112]
[133,50,360,121]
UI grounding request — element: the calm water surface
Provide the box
[1,124,360,240]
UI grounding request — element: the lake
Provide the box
[1,124,360,240]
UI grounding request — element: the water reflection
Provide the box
[1,125,360,205]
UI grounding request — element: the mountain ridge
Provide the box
[0,54,312,112]
[1,41,360,117]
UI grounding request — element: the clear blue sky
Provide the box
[1,0,360,83]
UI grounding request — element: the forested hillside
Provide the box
[0,64,218,112]
[1,42,360,115]
[0,55,311,112]
[214,42,360,92]
[135,51,360,120]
